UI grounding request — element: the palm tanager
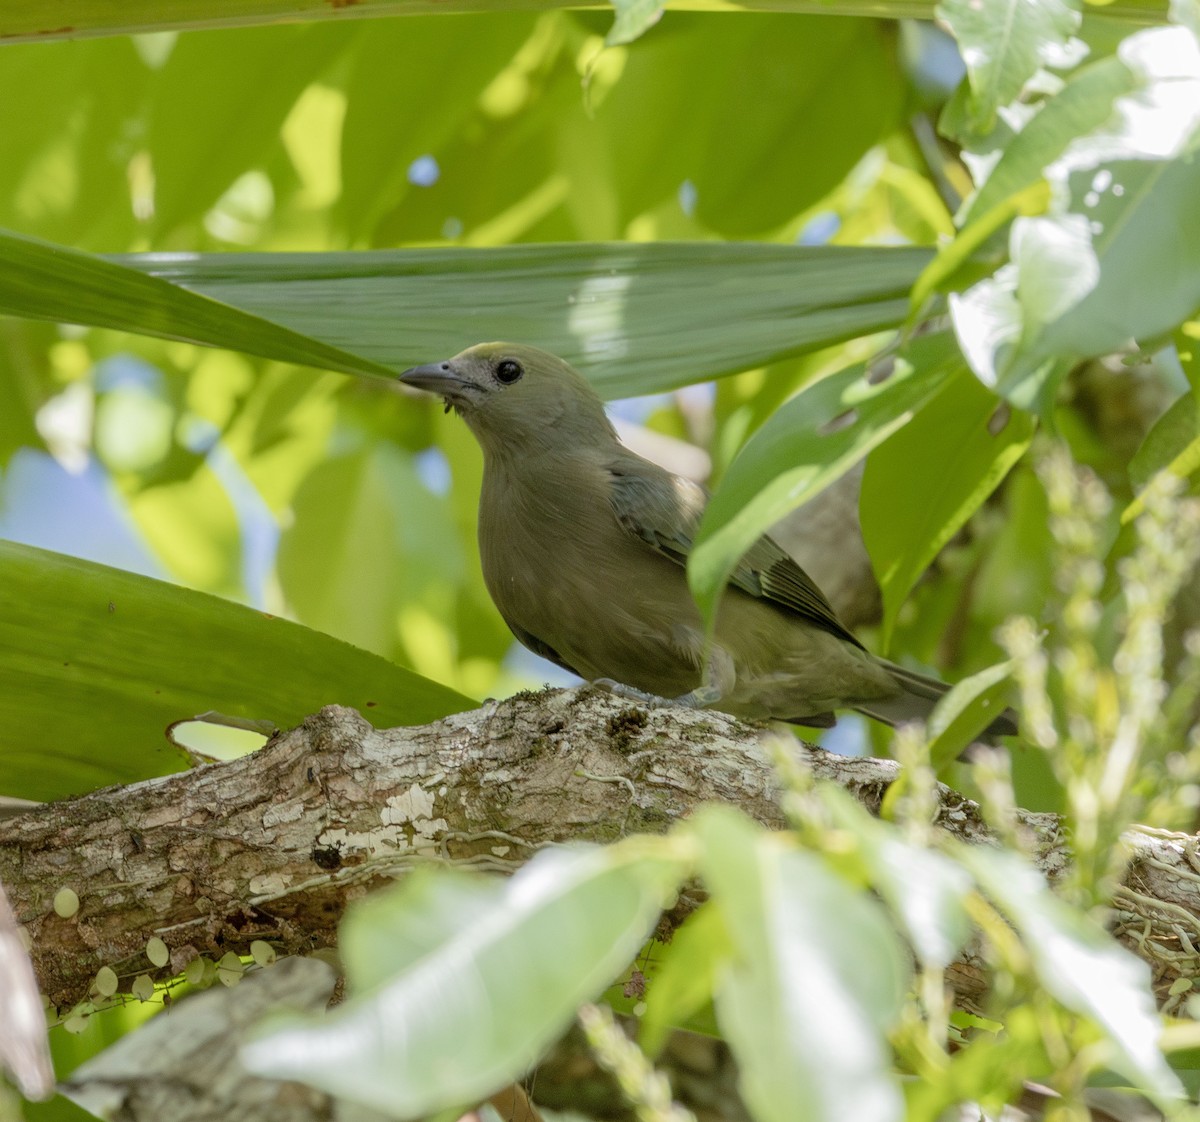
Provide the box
[400,342,1017,735]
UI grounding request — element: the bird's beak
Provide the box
[398,361,466,397]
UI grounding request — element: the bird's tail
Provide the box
[855,658,1019,738]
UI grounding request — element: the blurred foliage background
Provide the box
[0,11,974,732]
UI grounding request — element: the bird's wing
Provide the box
[505,620,583,679]
[606,459,864,649]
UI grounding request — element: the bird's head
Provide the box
[399,342,616,456]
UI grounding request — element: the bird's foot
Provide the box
[592,678,658,704]
[591,679,721,710]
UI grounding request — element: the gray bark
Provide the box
[0,687,1192,1016]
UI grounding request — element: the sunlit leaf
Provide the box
[606,0,666,44]
[338,869,508,994]
[963,846,1181,1096]
[910,180,1048,315]
[820,785,972,967]
[0,541,471,800]
[1178,320,1200,401]
[958,56,1133,228]
[919,54,1133,315]
[120,241,929,398]
[936,0,1081,134]
[952,26,1200,406]
[1027,156,1200,362]
[693,806,908,1122]
[242,841,684,1118]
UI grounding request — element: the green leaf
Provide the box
[952,27,1200,403]
[963,846,1181,1096]
[690,330,960,624]
[819,785,972,967]
[0,541,471,800]
[339,869,507,994]
[936,0,1081,134]
[925,660,1017,767]
[642,18,901,238]
[0,323,46,467]
[0,37,150,250]
[922,54,1132,322]
[1031,155,1200,362]
[148,25,351,236]
[693,806,909,1122]
[606,0,666,45]
[0,0,1167,46]
[1178,321,1200,401]
[241,840,685,1118]
[0,228,396,380]
[119,242,929,399]
[335,14,898,244]
[910,180,1049,315]
[638,901,729,1056]
[1124,391,1200,522]
[1166,1047,1200,1098]
[339,15,538,242]
[1128,389,1200,489]
[959,56,1133,228]
[860,368,1035,647]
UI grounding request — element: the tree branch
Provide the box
[0,687,1193,1011]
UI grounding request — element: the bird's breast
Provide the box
[477,464,703,694]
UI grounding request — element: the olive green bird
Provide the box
[400,342,1017,735]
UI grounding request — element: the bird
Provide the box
[399,342,1017,736]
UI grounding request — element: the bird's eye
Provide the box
[495,359,523,384]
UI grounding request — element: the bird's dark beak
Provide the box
[398,361,466,397]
